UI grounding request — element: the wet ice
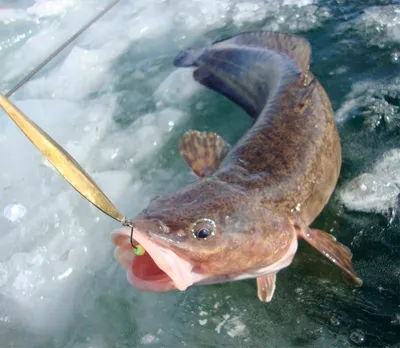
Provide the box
[338,78,400,215]
[1,0,399,347]
[3,203,27,222]
[356,5,400,48]
[340,172,400,214]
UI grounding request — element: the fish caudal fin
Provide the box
[179,130,230,177]
[257,274,277,302]
[173,31,311,118]
[297,226,363,286]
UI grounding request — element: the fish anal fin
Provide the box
[179,130,230,177]
[257,273,277,302]
[297,225,363,286]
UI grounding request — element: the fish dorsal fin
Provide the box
[257,274,277,302]
[294,75,317,113]
[173,31,311,118]
[179,130,230,177]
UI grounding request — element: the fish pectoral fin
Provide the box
[179,130,230,177]
[256,274,277,302]
[297,225,363,286]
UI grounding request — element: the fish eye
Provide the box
[191,218,216,240]
[196,228,210,239]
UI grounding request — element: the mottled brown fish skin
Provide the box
[137,178,294,277]
[137,37,335,272]
[217,72,341,226]
[127,31,360,293]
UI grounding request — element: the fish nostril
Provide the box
[147,219,169,234]
[156,220,170,233]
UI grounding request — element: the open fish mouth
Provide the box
[111,226,194,292]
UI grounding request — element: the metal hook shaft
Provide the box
[122,219,145,256]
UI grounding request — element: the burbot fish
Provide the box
[112,31,362,302]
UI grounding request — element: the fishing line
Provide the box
[5,0,120,98]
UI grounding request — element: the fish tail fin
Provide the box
[173,31,311,118]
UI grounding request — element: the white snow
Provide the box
[226,316,247,338]
[154,68,200,106]
[336,75,400,215]
[262,2,331,33]
[340,149,400,214]
[140,333,159,345]
[356,5,400,47]
[3,203,27,222]
[0,1,111,94]
[232,2,268,26]
[215,314,230,334]
[340,172,399,214]
[0,0,372,346]
[0,0,196,340]
[199,319,208,325]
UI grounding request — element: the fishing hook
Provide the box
[122,218,145,256]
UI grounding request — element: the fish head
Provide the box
[112,178,297,292]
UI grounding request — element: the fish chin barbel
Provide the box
[0,94,145,256]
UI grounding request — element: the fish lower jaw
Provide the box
[112,228,298,292]
[112,227,194,292]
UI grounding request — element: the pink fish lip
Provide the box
[111,225,194,292]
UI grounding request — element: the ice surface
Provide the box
[232,2,268,26]
[337,76,400,215]
[3,203,27,222]
[341,149,400,214]
[26,0,76,18]
[0,0,196,340]
[224,0,329,32]
[1,0,394,347]
[340,172,399,214]
[261,2,331,33]
[355,5,400,48]
[336,78,400,128]
[173,0,232,32]
[154,68,200,106]
[0,1,112,94]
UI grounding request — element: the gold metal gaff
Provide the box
[0,94,124,223]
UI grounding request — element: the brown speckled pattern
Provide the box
[217,71,340,226]
[179,130,230,177]
[131,31,360,287]
[137,178,295,277]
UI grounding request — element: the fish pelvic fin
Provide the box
[257,273,277,302]
[179,130,230,177]
[173,31,311,118]
[296,224,363,286]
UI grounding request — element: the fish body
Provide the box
[112,31,362,302]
